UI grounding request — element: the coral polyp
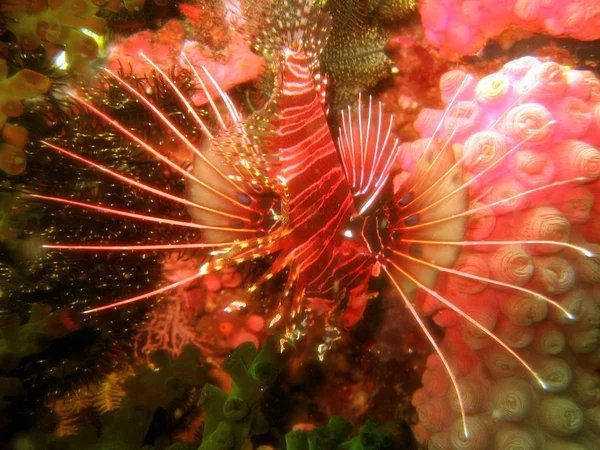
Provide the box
[410,57,600,448]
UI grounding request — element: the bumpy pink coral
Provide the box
[420,0,600,58]
[407,57,600,449]
[106,9,265,107]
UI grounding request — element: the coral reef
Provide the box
[2,1,600,450]
[419,0,600,58]
[135,254,266,359]
[0,64,195,433]
[11,343,210,449]
[7,335,413,449]
[407,57,600,449]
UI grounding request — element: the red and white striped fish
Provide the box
[36,0,387,331]
[35,0,598,441]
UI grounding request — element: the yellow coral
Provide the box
[93,369,132,414]
[1,0,118,77]
[0,58,51,175]
[48,367,132,437]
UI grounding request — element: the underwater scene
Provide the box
[1,0,600,449]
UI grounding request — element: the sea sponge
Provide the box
[406,57,600,449]
[0,58,51,175]
[419,0,600,58]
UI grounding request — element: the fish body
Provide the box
[38,0,461,331]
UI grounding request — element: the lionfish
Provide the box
[32,0,596,439]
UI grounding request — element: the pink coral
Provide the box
[420,0,600,58]
[405,57,600,449]
[134,252,265,359]
[106,3,265,107]
[134,252,209,357]
[106,19,187,75]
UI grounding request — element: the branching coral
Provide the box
[51,368,132,437]
[135,295,210,358]
[134,251,265,360]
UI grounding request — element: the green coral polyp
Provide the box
[223,397,250,422]
[285,416,413,450]
[199,335,291,450]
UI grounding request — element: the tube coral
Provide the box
[198,335,290,450]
